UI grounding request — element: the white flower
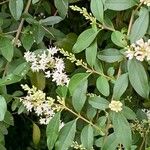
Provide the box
[45,70,51,78]
[24,51,37,63]
[109,100,123,112]
[125,38,150,62]
[140,0,150,6]
[47,47,58,55]
[22,101,33,112]
[52,70,69,86]
[142,109,150,120]
[54,58,65,72]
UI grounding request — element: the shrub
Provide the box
[0,0,150,149]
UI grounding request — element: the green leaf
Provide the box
[0,37,14,62]
[91,0,103,23]
[81,125,94,149]
[0,144,6,150]
[9,0,23,20]
[89,96,109,110]
[72,28,99,53]
[46,112,60,150]
[55,120,76,150]
[111,31,127,47]
[113,73,128,100]
[96,76,110,97]
[128,59,149,99]
[69,73,89,95]
[72,78,87,112]
[105,0,136,11]
[130,7,149,43]
[111,112,132,149]
[32,123,41,146]
[40,16,63,26]
[21,29,34,50]
[0,96,7,121]
[98,48,123,63]
[102,133,119,150]
[122,106,136,120]
[3,111,14,126]
[54,0,68,18]
[56,86,68,99]
[86,40,97,68]
[33,24,45,44]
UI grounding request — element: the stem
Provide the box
[63,105,105,135]
[14,0,32,46]
[127,2,143,36]
[0,0,8,5]
[139,126,150,150]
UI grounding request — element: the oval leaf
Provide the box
[91,0,103,23]
[113,73,128,100]
[46,112,60,150]
[33,123,41,146]
[72,78,88,112]
[0,37,14,62]
[69,73,89,95]
[105,0,136,11]
[128,59,149,99]
[9,0,23,20]
[55,120,76,150]
[86,40,97,68]
[0,96,7,121]
[72,28,99,53]
[111,31,127,47]
[89,96,109,110]
[96,76,110,97]
[98,48,123,63]
[40,16,63,26]
[54,0,68,18]
[130,7,149,43]
[81,125,94,149]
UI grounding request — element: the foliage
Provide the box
[0,0,150,150]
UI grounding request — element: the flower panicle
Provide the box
[24,47,69,86]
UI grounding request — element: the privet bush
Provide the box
[0,0,150,149]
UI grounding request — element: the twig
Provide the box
[127,2,143,36]
[0,0,8,5]
[14,0,32,46]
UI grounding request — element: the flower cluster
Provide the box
[24,47,69,86]
[125,39,150,61]
[140,0,150,6]
[20,84,62,124]
[109,100,123,112]
[70,5,96,24]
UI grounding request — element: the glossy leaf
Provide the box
[55,120,76,150]
[113,73,128,100]
[9,0,23,20]
[96,76,110,97]
[128,59,149,99]
[122,106,136,120]
[73,28,99,53]
[81,125,94,149]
